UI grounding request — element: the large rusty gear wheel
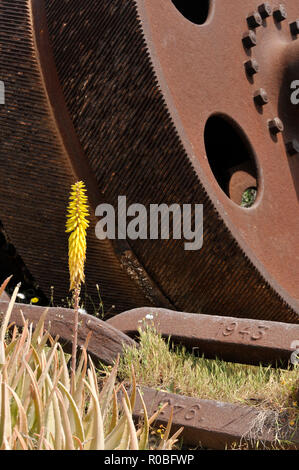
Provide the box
[0,1,298,322]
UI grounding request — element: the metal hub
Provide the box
[139,0,299,305]
[0,0,298,322]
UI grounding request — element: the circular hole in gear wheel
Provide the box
[204,115,259,207]
[171,0,211,25]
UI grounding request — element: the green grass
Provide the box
[118,326,299,415]
[241,187,257,208]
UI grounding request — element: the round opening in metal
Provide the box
[171,0,211,25]
[204,115,259,207]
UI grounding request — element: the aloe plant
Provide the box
[0,281,182,450]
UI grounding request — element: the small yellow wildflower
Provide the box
[66,181,89,291]
[289,420,295,427]
[30,297,39,304]
[156,424,166,438]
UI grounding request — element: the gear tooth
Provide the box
[0,0,297,322]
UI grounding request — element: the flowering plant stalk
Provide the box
[0,282,182,450]
[66,181,89,391]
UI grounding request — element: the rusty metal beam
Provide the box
[108,307,299,366]
[0,300,136,365]
[132,386,299,450]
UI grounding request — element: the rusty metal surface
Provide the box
[108,307,299,366]
[0,300,136,365]
[138,0,299,309]
[132,386,299,449]
[0,0,168,315]
[0,1,298,322]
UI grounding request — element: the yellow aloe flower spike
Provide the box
[66,181,90,291]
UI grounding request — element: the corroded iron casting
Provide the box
[132,386,299,449]
[2,297,299,449]
[108,307,299,366]
[0,1,298,322]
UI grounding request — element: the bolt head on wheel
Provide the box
[286,140,299,156]
[254,89,269,106]
[242,30,257,48]
[290,20,299,36]
[273,5,288,22]
[245,59,260,76]
[258,3,273,19]
[247,11,263,28]
[268,118,284,135]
